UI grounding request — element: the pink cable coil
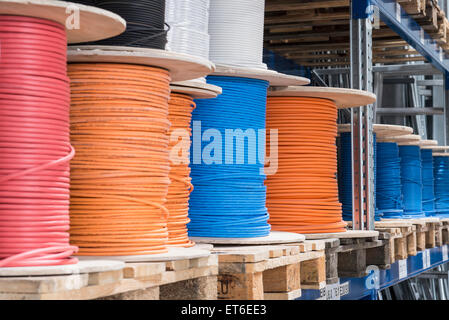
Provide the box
[0,15,78,268]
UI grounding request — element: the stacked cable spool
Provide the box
[337,125,379,221]
[187,0,309,241]
[397,136,426,218]
[67,1,215,256]
[376,134,423,219]
[165,0,210,65]
[419,140,439,216]
[337,124,413,221]
[265,86,376,234]
[208,0,266,70]
[166,82,221,247]
[70,0,168,49]
[431,147,449,218]
[0,0,125,268]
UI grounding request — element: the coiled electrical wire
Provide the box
[188,76,271,238]
[399,145,425,218]
[338,132,380,221]
[68,63,171,255]
[266,97,346,234]
[165,0,210,60]
[433,156,449,218]
[72,0,168,49]
[208,0,267,69]
[375,142,404,218]
[167,93,195,247]
[0,15,78,267]
[421,149,436,216]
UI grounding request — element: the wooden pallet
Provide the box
[441,218,449,245]
[213,241,325,300]
[375,221,416,264]
[306,229,386,279]
[0,256,218,300]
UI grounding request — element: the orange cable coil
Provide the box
[167,93,195,247]
[68,63,171,255]
[266,97,347,234]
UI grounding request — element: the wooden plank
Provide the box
[264,288,302,300]
[217,272,264,300]
[265,0,349,12]
[263,263,300,293]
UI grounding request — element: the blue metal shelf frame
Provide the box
[366,0,449,85]
[300,245,449,300]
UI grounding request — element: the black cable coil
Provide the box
[70,0,168,49]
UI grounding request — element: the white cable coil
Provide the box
[166,0,210,60]
[208,0,267,69]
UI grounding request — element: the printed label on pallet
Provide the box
[443,245,448,261]
[423,250,431,269]
[398,259,407,279]
[318,281,349,300]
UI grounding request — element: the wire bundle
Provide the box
[68,63,171,255]
[72,0,168,49]
[266,97,346,234]
[188,76,271,238]
[165,0,210,60]
[167,93,195,247]
[0,15,78,267]
[433,156,449,217]
[376,142,404,218]
[208,0,267,69]
[399,145,424,218]
[421,149,436,216]
[338,132,380,222]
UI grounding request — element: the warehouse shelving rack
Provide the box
[264,0,449,300]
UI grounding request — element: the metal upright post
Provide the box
[350,0,374,230]
[445,73,449,145]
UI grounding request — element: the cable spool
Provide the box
[166,93,195,247]
[165,0,210,61]
[433,154,449,218]
[421,148,436,216]
[68,63,171,256]
[72,0,168,49]
[188,76,271,238]
[376,142,404,218]
[266,87,375,234]
[398,145,425,218]
[208,0,267,69]
[0,15,78,268]
[0,1,125,268]
[338,132,380,221]
[166,82,221,247]
[336,124,412,222]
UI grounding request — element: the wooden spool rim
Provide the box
[0,0,126,43]
[377,134,421,143]
[67,46,215,82]
[419,139,439,147]
[212,65,310,86]
[338,124,413,137]
[170,80,222,99]
[422,145,449,150]
[433,153,449,157]
[268,86,376,109]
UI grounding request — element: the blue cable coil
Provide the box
[338,132,380,221]
[376,142,404,218]
[188,76,271,238]
[421,149,436,216]
[433,156,449,218]
[398,145,425,218]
